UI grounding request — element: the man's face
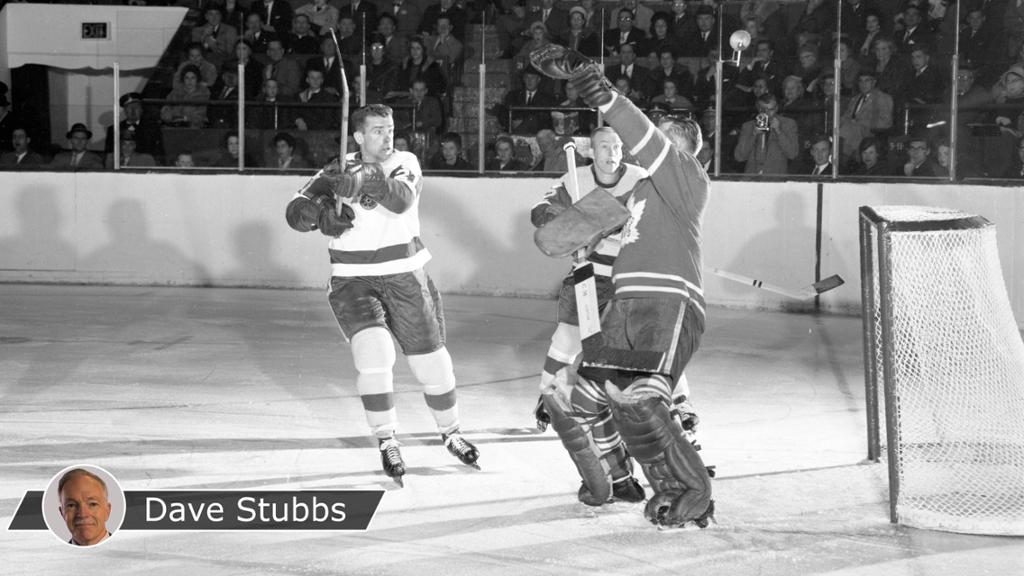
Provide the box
[223,71,239,88]
[294,15,311,35]
[524,73,541,91]
[673,1,687,16]
[496,141,513,162]
[617,11,634,32]
[757,99,778,119]
[124,101,143,122]
[307,70,324,90]
[378,17,395,36]
[268,41,285,61]
[69,132,89,152]
[861,144,878,166]
[570,12,585,30]
[591,130,623,177]
[340,17,356,36]
[858,75,876,94]
[246,14,261,31]
[810,140,830,166]
[227,135,240,155]
[237,41,252,61]
[207,10,222,26]
[874,40,892,61]
[275,139,294,159]
[264,80,280,98]
[937,144,951,168]
[121,138,137,156]
[188,48,204,63]
[620,44,636,65]
[394,137,410,152]
[968,11,984,31]
[697,14,714,32]
[441,140,459,163]
[60,475,111,546]
[354,113,395,162]
[957,71,975,95]
[411,81,427,101]
[907,140,929,165]
[370,43,385,61]
[12,129,29,153]
[437,18,452,36]
[904,7,921,28]
[756,42,772,61]
[798,50,817,70]
[783,79,802,101]
[822,77,835,95]
[752,78,769,97]
[176,153,195,167]
[910,50,928,71]
[659,51,675,69]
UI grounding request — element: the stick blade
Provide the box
[811,274,844,295]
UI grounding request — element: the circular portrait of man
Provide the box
[42,465,126,547]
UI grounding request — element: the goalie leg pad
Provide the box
[606,379,713,527]
[541,391,612,506]
[534,189,630,258]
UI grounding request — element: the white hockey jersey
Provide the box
[328,150,430,277]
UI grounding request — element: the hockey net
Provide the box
[860,205,1024,535]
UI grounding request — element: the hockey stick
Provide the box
[712,268,844,300]
[329,29,351,216]
[563,141,602,345]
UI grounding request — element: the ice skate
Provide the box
[611,476,646,503]
[443,431,480,469]
[379,437,406,484]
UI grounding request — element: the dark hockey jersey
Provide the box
[598,93,710,323]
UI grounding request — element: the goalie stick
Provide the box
[712,268,845,300]
[562,141,603,348]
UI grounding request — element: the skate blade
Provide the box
[389,475,404,488]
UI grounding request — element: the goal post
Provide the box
[859,205,1024,535]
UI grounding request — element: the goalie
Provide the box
[530,45,714,528]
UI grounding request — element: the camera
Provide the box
[755,112,770,131]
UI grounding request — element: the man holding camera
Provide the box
[733,92,799,175]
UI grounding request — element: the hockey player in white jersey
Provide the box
[285,104,478,484]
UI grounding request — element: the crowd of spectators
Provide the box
[4,0,1024,177]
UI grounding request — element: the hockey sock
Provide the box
[351,327,398,439]
[540,323,582,392]
[571,376,632,483]
[407,347,460,435]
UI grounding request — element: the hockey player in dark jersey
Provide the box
[531,45,714,528]
[531,127,648,505]
[285,104,479,485]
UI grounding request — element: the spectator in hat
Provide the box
[0,126,45,169]
[560,5,601,58]
[420,0,467,42]
[243,12,277,55]
[526,0,570,41]
[49,123,103,171]
[605,0,654,34]
[193,6,239,67]
[263,38,303,96]
[514,21,552,84]
[105,130,156,169]
[105,92,164,162]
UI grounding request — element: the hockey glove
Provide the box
[317,199,356,237]
[530,44,615,109]
[351,162,388,202]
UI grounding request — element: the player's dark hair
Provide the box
[352,104,393,131]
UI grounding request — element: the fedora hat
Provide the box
[66,122,93,139]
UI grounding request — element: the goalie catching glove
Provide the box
[529,44,615,108]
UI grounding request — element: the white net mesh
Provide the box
[867,206,1024,535]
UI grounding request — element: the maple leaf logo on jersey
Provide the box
[620,197,645,247]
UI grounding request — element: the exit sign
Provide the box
[81,22,109,40]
